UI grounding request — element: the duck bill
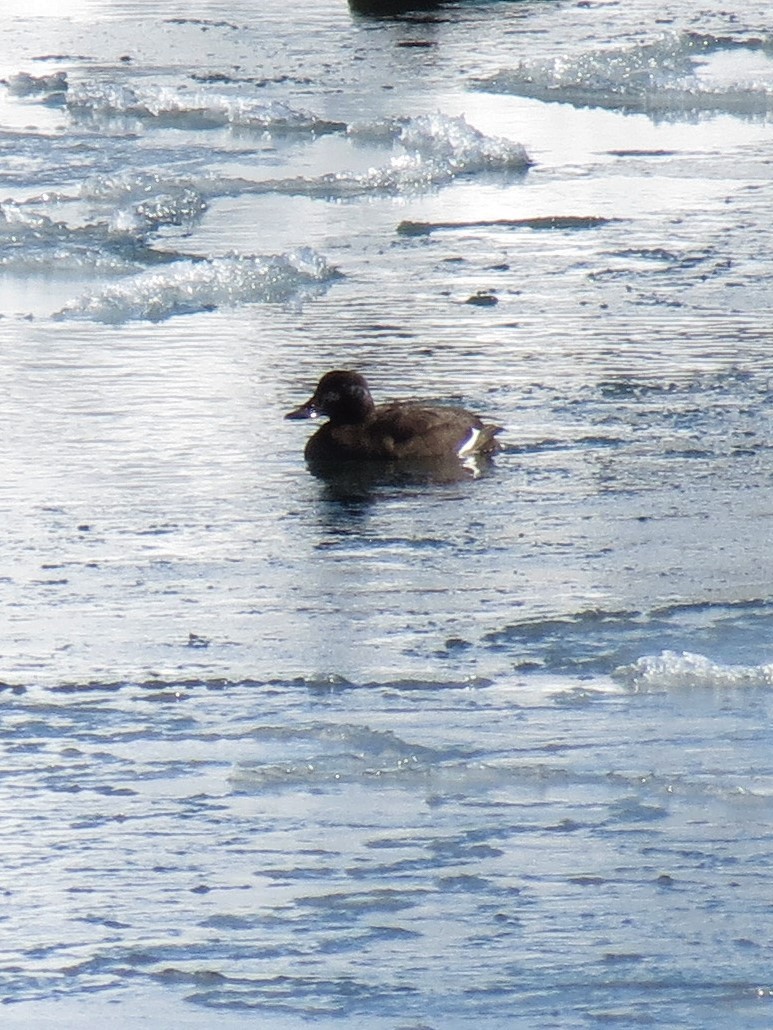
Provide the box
[285,398,319,420]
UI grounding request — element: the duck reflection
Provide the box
[307,450,496,502]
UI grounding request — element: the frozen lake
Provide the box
[1,0,773,1025]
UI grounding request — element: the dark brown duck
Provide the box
[286,370,503,464]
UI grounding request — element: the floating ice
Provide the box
[398,112,531,173]
[53,248,341,323]
[82,170,207,232]
[613,650,773,691]
[0,200,55,234]
[66,79,344,134]
[230,723,457,792]
[0,200,158,272]
[350,112,531,172]
[259,113,530,198]
[473,32,773,117]
[7,70,68,97]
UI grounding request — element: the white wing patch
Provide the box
[457,427,481,457]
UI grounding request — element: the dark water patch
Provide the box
[316,924,421,954]
[0,682,27,695]
[141,689,195,704]
[49,682,125,694]
[76,914,132,930]
[428,833,507,860]
[92,784,137,797]
[163,17,244,31]
[200,914,257,930]
[398,215,616,236]
[297,887,429,916]
[259,863,353,884]
[0,675,497,708]
[369,924,422,941]
[615,246,682,264]
[605,798,669,824]
[187,974,418,1014]
[608,148,678,157]
[436,873,492,893]
[396,39,439,49]
[346,856,445,878]
[358,322,417,336]
[661,447,715,459]
[434,636,473,657]
[296,674,495,695]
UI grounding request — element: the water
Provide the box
[1,0,773,1025]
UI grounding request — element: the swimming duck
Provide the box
[285,369,503,464]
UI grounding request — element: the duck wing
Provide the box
[366,402,502,459]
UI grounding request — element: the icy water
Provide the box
[2,0,773,1026]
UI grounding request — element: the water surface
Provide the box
[2,0,773,1025]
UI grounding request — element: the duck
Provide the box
[285,369,503,465]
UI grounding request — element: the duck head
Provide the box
[285,370,376,426]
